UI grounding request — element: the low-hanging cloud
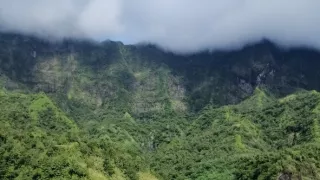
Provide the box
[0,0,320,53]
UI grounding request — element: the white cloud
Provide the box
[0,0,320,53]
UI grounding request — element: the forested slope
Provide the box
[1,32,320,179]
[152,89,320,179]
[0,90,156,180]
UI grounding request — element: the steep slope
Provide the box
[0,33,187,117]
[0,90,157,180]
[1,33,320,114]
[151,89,320,179]
[2,32,320,180]
[2,87,320,179]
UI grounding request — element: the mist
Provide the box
[0,0,320,53]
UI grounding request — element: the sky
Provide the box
[0,0,320,53]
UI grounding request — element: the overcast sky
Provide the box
[0,0,319,53]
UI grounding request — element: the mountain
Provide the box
[1,32,320,179]
[2,33,320,113]
[0,90,157,180]
[153,89,320,179]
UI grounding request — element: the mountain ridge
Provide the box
[1,32,320,179]
[1,32,320,113]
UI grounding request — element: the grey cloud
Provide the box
[0,0,319,53]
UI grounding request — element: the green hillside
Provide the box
[151,89,320,179]
[0,90,157,180]
[2,87,320,179]
[1,32,320,179]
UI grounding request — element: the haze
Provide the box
[0,0,319,53]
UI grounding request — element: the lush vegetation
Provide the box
[2,87,320,179]
[0,90,159,180]
[2,32,320,179]
[151,89,320,179]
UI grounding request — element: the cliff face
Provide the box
[1,33,320,114]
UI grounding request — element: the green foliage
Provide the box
[3,87,320,179]
[0,90,148,180]
[3,32,320,180]
[150,89,320,180]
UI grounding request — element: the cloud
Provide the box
[0,0,320,53]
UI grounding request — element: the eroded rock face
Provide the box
[278,172,292,180]
[239,79,253,94]
[1,33,320,113]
